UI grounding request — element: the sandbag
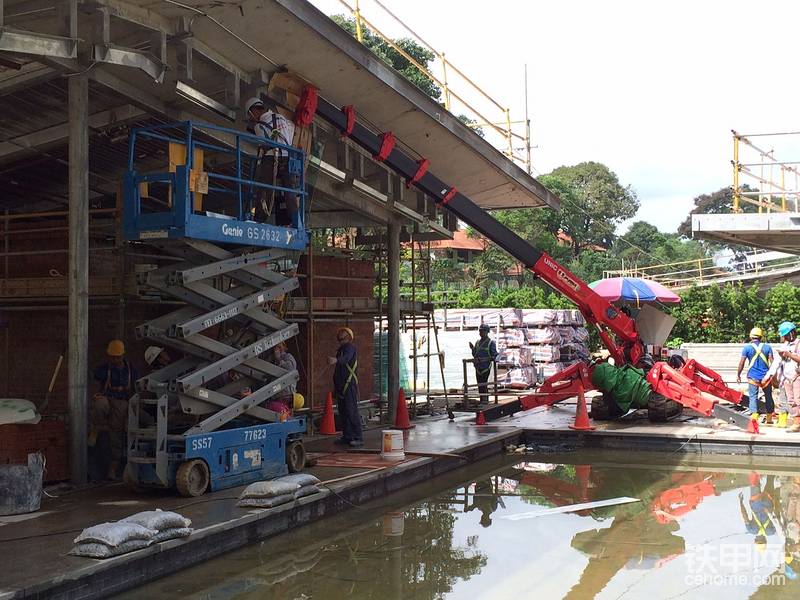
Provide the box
[240,480,299,500]
[70,539,151,559]
[74,522,156,547]
[238,493,295,508]
[278,473,320,488]
[121,509,191,531]
[152,527,193,543]
[294,484,321,499]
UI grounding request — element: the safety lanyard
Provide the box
[104,361,131,394]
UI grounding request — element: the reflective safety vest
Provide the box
[474,338,495,375]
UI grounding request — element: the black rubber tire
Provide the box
[590,394,625,421]
[286,439,306,473]
[647,393,683,422]
[175,459,210,497]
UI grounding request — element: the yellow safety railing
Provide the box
[603,252,800,290]
[732,129,800,214]
[332,0,532,173]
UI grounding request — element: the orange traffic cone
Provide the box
[569,388,596,431]
[319,391,338,435]
[575,464,592,502]
[475,411,486,426]
[394,388,415,430]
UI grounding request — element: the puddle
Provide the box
[116,452,800,599]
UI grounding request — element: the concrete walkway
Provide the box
[0,415,520,600]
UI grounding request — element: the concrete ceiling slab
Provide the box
[692,213,800,254]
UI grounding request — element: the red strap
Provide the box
[340,105,355,138]
[373,131,396,162]
[441,187,457,204]
[406,158,429,188]
[292,85,318,127]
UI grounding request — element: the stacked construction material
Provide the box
[496,309,589,388]
[70,510,192,558]
[237,474,322,508]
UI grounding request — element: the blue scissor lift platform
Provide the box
[122,122,310,497]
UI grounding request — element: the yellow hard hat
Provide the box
[293,392,305,410]
[750,327,763,338]
[337,326,354,341]
[106,339,125,356]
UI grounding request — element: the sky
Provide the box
[308,0,800,234]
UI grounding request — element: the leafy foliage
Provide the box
[332,15,441,100]
[541,162,639,258]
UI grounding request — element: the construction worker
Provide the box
[266,341,296,418]
[329,326,363,447]
[244,96,298,227]
[470,323,498,404]
[92,339,137,480]
[737,326,774,420]
[739,472,777,552]
[144,346,171,371]
[764,322,800,431]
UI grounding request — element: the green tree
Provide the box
[332,15,441,100]
[540,163,639,258]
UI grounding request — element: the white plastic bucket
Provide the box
[381,430,405,461]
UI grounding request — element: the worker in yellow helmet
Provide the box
[328,326,363,447]
[91,339,138,481]
[737,327,774,421]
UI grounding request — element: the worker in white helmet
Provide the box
[144,346,171,371]
[244,96,298,227]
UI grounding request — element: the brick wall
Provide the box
[0,248,377,482]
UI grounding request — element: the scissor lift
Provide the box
[122,121,310,496]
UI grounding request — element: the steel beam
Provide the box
[387,222,401,423]
[175,80,236,121]
[92,43,165,83]
[0,27,76,58]
[67,73,88,485]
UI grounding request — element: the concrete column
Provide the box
[387,222,401,424]
[68,74,89,485]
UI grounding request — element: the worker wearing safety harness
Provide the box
[244,96,298,227]
[330,327,363,447]
[470,323,498,404]
[92,339,138,480]
[737,327,774,419]
[739,471,777,552]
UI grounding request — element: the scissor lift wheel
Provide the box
[176,459,210,497]
[286,440,306,473]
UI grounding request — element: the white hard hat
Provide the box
[144,346,164,366]
[244,97,264,114]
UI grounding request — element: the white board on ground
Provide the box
[503,497,640,521]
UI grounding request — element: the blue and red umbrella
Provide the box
[588,277,680,304]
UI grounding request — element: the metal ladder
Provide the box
[127,238,300,486]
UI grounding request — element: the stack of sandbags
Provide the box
[71,522,156,558]
[524,326,561,344]
[121,510,192,543]
[237,474,322,508]
[497,346,532,368]
[278,473,321,499]
[70,509,193,558]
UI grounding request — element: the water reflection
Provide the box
[119,458,800,600]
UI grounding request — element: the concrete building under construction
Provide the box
[0,0,555,484]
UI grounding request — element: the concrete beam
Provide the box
[68,73,89,485]
[692,213,800,254]
[0,62,58,97]
[0,104,145,163]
